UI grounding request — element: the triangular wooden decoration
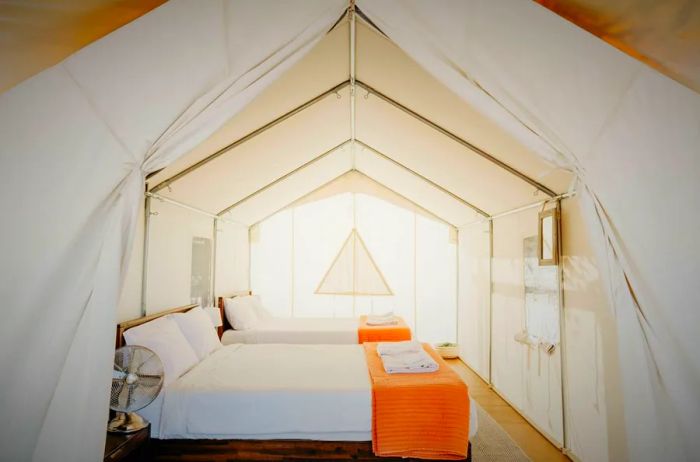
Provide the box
[315,229,393,296]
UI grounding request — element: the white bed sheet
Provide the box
[220,317,359,345]
[142,344,478,441]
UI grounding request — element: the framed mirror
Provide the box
[538,208,559,266]
[191,236,213,306]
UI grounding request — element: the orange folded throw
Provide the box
[364,342,470,460]
[358,315,412,343]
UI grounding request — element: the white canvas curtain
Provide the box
[357,1,700,460]
[251,193,457,343]
[0,1,346,461]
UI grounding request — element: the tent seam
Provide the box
[60,63,138,166]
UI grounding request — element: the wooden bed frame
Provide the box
[115,303,199,349]
[216,291,252,337]
[150,438,470,461]
[115,298,470,462]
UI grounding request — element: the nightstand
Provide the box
[104,423,151,462]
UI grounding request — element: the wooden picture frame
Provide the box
[537,208,559,266]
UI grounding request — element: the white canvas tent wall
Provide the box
[354,4,700,462]
[0,1,698,462]
[0,2,349,461]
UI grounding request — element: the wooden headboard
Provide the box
[217,291,252,335]
[115,304,198,349]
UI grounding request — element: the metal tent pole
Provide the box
[150,80,350,192]
[488,219,494,384]
[141,195,152,316]
[217,140,351,216]
[556,199,570,455]
[460,191,576,229]
[145,192,241,223]
[356,140,490,217]
[211,218,218,307]
[349,0,357,145]
[355,80,557,198]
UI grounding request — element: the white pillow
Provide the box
[169,306,222,360]
[250,295,273,321]
[224,296,259,330]
[123,316,199,386]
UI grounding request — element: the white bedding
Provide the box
[141,344,478,441]
[221,317,359,345]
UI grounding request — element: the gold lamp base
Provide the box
[108,412,149,434]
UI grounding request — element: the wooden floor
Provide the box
[446,359,570,462]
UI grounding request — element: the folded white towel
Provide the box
[366,316,398,326]
[381,350,439,374]
[377,340,422,356]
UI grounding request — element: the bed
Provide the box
[218,295,413,345]
[117,305,475,461]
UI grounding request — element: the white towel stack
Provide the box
[366,311,398,326]
[377,340,422,356]
[377,340,439,374]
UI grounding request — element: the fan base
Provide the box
[108,412,149,434]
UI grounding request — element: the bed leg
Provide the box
[466,441,472,462]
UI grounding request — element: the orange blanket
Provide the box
[357,316,412,343]
[364,342,470,460]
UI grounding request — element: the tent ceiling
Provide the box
[354,21,573,196]
[353,146,482,226]
[161,86,351,214]
[535,0,700,94]
[250,170,462,229]
[147,20,350,188]
[3,0,696,95]
[0,0,166,93]
[225,143,354,226]
[152,15,573,222]
[217,139,481,228]
[355,91,547,215]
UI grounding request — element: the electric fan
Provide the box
[108,345,164,433]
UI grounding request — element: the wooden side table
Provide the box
[104,424,151,462]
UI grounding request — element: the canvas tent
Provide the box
[0,1,698,462]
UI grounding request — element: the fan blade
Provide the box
[113,379,127,409]
[136,351,155,374]
[112,370,127,380]
[126,382,136,409]
[136,375,162,389]
[127,353,138,374]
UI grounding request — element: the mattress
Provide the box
[220,317,359,344]
[141,344,478,441]
[145,344,371,439]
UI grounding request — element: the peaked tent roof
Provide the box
[3,1,697,96]
[1,2,698,462]
[145,18,573,225]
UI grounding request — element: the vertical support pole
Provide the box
[413,211,418,336]
[248,224,252,294]
[556,199,569,453]
[349,0,356,144]
[141,195,152,316]
[211,217,218,308]
[455,227,460,344]
[290,208,296,318]
[488,218,494,385]
[352,192,357,317]
[349,0,357,170]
